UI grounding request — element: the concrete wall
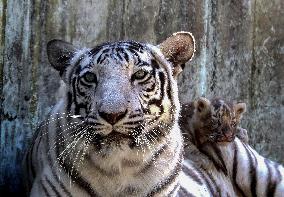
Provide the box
[0,0,283,194]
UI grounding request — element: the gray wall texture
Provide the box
[0,0,283,194]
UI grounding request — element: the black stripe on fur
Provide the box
[178,186,196,197]
[40,179,51,197]
[232,142,246,197]
[137,144,168,175]
[243,144,257,197]
[45,175,61,196]
[146,152,182,196]
[265,159,281,196]
[182,165,203,185]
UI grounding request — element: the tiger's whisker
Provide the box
[47,125,86,155]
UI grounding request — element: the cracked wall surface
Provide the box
[0,0,283,194]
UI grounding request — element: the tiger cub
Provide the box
[183,97,248,146]
[181,97,284,197]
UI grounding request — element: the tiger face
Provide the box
[193,97,246,145]
[47,32,195,153]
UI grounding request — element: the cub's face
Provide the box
[194,97,246,144]
[47,33,195,150]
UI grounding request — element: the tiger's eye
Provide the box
[133,70,147,80]
[83,72,97,83]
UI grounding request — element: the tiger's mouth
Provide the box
[89,128,135,148]
[216,133,235,143]
[208,131,235,143]
[105,130,133,140]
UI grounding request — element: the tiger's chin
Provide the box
[88,135,145,162]
[208,134,236,146]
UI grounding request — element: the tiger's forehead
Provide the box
[78,41,154,70]
[211,99,234,119]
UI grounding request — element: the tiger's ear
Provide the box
[47,39,77,75]
[194,97,211,115]
[159,31,195,77]
[234,103,246,121]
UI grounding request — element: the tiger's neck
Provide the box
[67,122,184,196]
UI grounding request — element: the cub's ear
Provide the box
[47,39,77,75]
[194,97,211,114]
[234,103,246,121]
[159,31,195,77]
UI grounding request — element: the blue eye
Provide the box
[83,72,97,83]
[133,70,148,80]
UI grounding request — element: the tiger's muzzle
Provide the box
[98,109,128,125]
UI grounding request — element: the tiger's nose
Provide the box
[98,110,127,125]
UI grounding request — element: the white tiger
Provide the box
[23,32,203,197]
